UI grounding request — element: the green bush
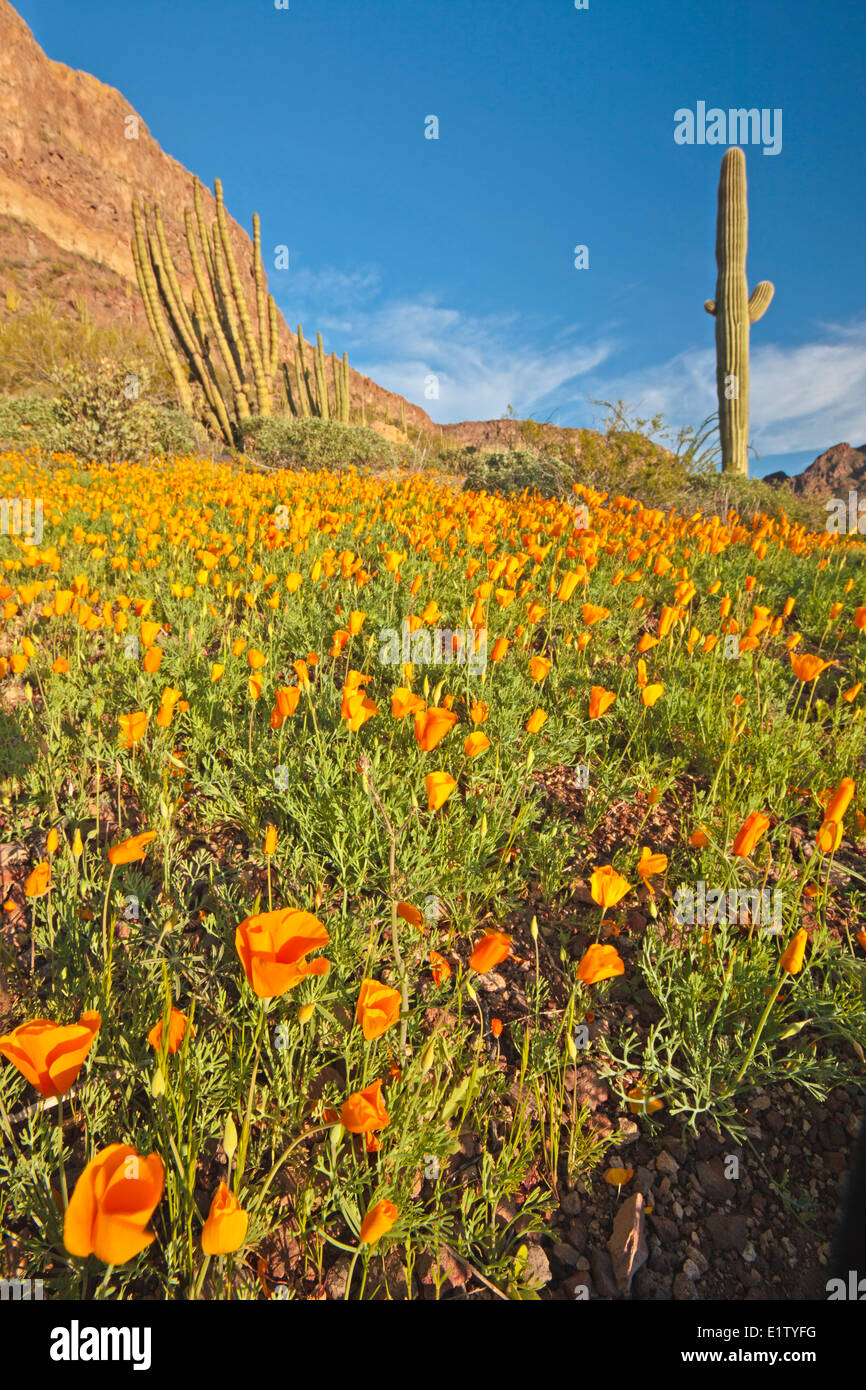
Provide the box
[0,395,60,447]
[241,416,398,471]
[680,471,828,533]
[461,447,572,500]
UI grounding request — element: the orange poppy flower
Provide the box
[200,1181,249,1256]
[414,707,458,752]
[235,908,329,999]
[641,683,664,708]
[340,1078,391,1134]
[590,866,631,910]
[779,928,808,976]
[842,683,862,703]
[470,700,489,724]
[525,709,547,734]
[247,649,266,670]
[143,646,163,674]
[64,1144,164,1266]
[396,901,424,928]
[147,1007,192,1055]
[636,847,667,896]
[118,711,148,748]
[359,1199,398,1245]
[210,663,225,682]
[356,978,401,1040]
[529,655,552,683]
[732,811,770,858]
[689,826,710,847]
[627,1084,664,1116]
[577,943,625,984]
[52,657,70,674]
[589,686,616,719]
[108,831,157,866]
[392,688,425,718]
[603,1167,634,1187]
[581,604,609,626]
[430,949,452,985]
[790,653,831,683]
[275,685,301,718]
[0,1010,101,1098]
[490,1017,503,1038]
[469,929,511,974]
[490,637,510,662]
[465,730,491,757]
[425,771,457,812]
[24,861,50,897]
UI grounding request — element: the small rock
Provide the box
[552,1242,580,1268]
[607,1192,648,1293]
[561,1190,583,1216]
[617,1119,640,1146]
[522,1243,551,1289]
[705,1212,749,1252]
[742,1240,758,1264]
[656,1149,679,1176]
[324,1254,354,1298]
[696,1158,734,1204]
[682,1258,703,1282]
[590,1247,619,1299]
[673,1271,700,1300]
[672,1201,684,1221]
[648,1212,678,1245]
[568,1219,588,1254]
[685,1245,709,1273]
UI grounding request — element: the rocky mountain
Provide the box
[765,442,866,499]
[0,0,434,433]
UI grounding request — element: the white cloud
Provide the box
[587,322,866,456]
[276,260,866,458]
[317,294,616,422]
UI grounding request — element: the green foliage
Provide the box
[461,447,572,500]
[241,416,398,471]
[0,394,60,447]
[0,297,174,401]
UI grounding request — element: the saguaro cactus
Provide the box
[704,148,774,477]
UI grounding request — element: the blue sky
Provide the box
[15,0,866,476]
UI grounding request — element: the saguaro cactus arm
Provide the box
[748,282,774,322]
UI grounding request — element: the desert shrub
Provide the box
[0,296,175,402]
[46,358,168,461]
[241,416,398,471]
[680,471,828,533]
[461,447,572,500]
[0,395,60,447]
[143,405,200,457]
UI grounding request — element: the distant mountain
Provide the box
[765,442,866,499]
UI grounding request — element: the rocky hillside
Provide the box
[768,442,866,500]
[0,0,433,432]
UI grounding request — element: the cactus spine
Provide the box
[704,148,774,476]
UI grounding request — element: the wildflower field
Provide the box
[1,446,865,1302]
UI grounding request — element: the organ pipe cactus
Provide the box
[704,148,774,477]
[132,175,354,443]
